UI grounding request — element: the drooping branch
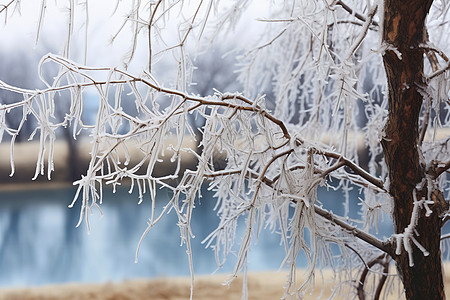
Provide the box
[356,253,391,300]
[203,151,391,256]
[419,43,448,145]
[0,54,292,142]
[60,55,292,139]
[206,143,386,194]
[374,257,390,300]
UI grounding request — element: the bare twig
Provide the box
[0,0,15,15]
[321,160,346,178]
[147,0,163,72]
[335,0,379,27]
[421,45,450,65]
[334,20,378,30]
[345,243,370,269]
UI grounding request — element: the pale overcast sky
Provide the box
[0,1,268,70]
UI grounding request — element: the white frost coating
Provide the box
[0,0,448,299]
[392,189,431,267]
[381,43,403,60]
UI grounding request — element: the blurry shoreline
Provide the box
[0,138,198,192]
[2,128,449,191]
[0,270,345,300]
[0,182,73,192]
[1,266,449,300]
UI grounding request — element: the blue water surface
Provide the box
[0,184,393,287]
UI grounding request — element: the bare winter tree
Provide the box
[0,0,449,299]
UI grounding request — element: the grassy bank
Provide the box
[0,273,291,300]
[0,271,366,300]
[1,266,450,300]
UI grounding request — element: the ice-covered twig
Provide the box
[391,190,431,266]
[440,233,450,241]
[357,253,389,300]
[306,143,385,191]
[335,0,380,28]
[345,4,378,60]
[427,61,450,81]
[433,160,450,179]
[314,205,392,255]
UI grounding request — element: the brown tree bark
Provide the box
[381,0,447,298]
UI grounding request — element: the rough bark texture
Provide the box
[381,0,447,299]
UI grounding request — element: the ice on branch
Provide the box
[0,0,449,298]
[392,189,432,267]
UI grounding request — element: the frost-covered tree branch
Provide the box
[356,253,390,300]
[335,0,380,27]
[0,0,449,298]
[313,205,392,255]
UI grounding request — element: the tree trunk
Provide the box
[381,0,447,298]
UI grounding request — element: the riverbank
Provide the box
[0,137,198,189]
[3,127,449,189]
[1,266,450,300]
[0,270,373,300]
[0,272,291,300]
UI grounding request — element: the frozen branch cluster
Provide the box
[0,0,449,298]
[393,189,431,267]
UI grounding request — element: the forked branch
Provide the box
[306,142,385,191]
[314,205,393,256]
